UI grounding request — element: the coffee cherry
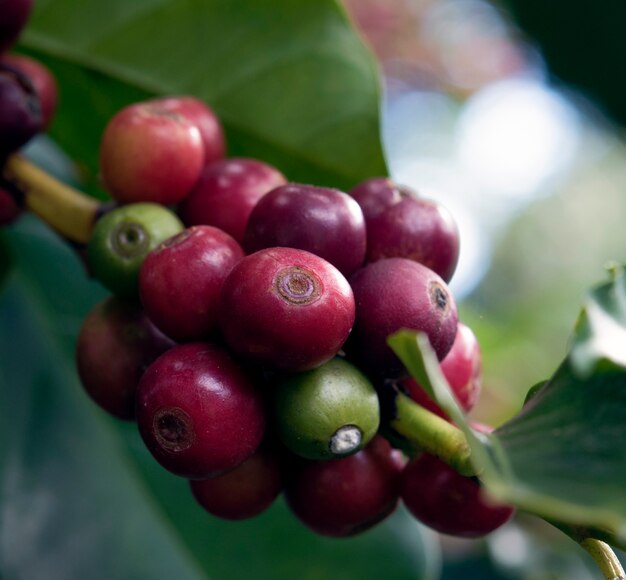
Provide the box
[0,182,22,225]
[2,54,58,128]
[178,158,286,244]
[0,62,42,158]
[366,196,460,283]
[99,101,204,205]
[148,96,226,164]
[347,258,458,378]
[190,443,282,520]
[401,452,515,538]
[285,437,404,537]
[0,0,33,53]
[401,322,482,419]
[272,358,379,460]
[244,184,366,277]
[76,297,174,420]
[139,225,244,341]
[136,342,266,479]
[87,203,184,298]
[219,247,355,372]
[350,177,413,222]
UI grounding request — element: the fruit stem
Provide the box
[389,391,475,476]
[580,538,625,579]
[2,154,101,244]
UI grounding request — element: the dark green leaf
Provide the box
[19,0,387,194]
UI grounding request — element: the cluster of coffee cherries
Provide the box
[0,0,514,539]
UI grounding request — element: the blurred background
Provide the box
[343,0,626,577]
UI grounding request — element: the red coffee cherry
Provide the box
[0,0,33,53]
[244,183,366,277]
[148,95,226,164]
[0,183,22,225]
[139,226,244,342]
[219,247,355,372]
[178,158,286,244]
[76,297,174,420]
[401,452,515,538]
[2,54,58,128]
[190,444,283,520]
[99,101,204,205]
[347,258,458,378]
[401,322,482,419]
[285,437,405,537]
[136,343,266,479]
[350,177,413,222]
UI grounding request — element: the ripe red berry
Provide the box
[76,297,174,420]
[136,343,266,479]
[401,452,515,538]
[0,0,33,53]
[99,101,204,205]
[0,62,42,158]
[244,183,366,277]
[219,247,355,372]
[285,437,404,537]
[178,158,286,244]
[350,177,413,222]
[347,258,458,378]
[401,322,482,419]
[2,54,58,129]
[190,444,283,520]
[139,226,244,342]
[148,96,226,164]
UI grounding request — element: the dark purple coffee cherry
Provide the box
[190,443,283,520]
[2,54,58,129]
[401,322,482,420]
[178,158,287,244]
[76,297,175,420]
[347,258,458,378]
[136,342,266,479]
[401,452,515,538]
[284,437,405,537]
[244,183,366,277]
[366,196,460,283]
[0,0,33,53]
[0,62,42,159]
[139,225,244,342]
[350,177,414,222]
[219,247,355,372]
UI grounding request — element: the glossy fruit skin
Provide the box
[285,437,405,537]
[0,63,42,158]
[401,452,515,538]
[273,358,380,460]
[178,158,286,244]
[350,177,414,222]
[366,196,460,283]
[2,54,58,129]
[136,342,266,479]
[219,247,355,372]
[401,322,482,419]
[190,444,282,520]
[76,297,174,420]
[0,0,33,53]
[244,184,366,277]
[139,225,244,341]
[87,203,184,298]
[347,258,458,378]
[148,96,226,164]
[99,102,204,205]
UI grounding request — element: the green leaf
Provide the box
[19,0,387,194]
[1,217,438,579]
[388,268,626,547]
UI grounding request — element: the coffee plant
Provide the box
[1,1,625,578]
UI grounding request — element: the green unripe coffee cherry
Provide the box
[88,203,183,297]
[273,358,380,460]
